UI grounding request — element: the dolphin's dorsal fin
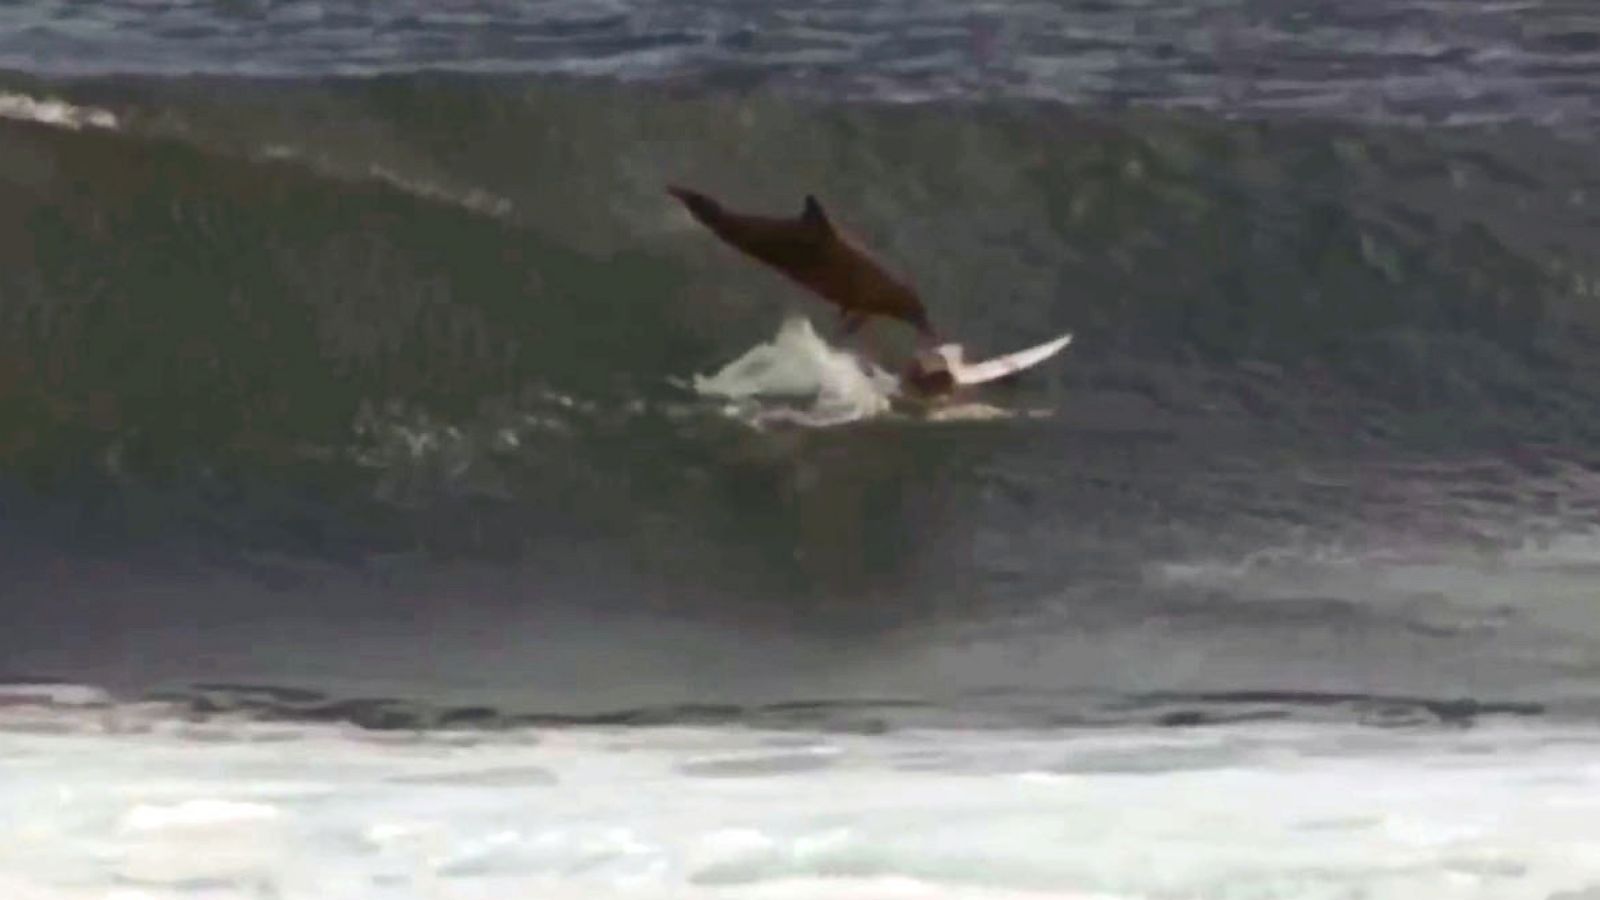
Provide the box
[801,194,834,235]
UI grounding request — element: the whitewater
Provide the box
[4,684,1599,900]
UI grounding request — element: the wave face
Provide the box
[3,70,1600,718]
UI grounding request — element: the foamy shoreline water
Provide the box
[3,701,1598,899]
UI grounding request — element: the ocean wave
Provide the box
[4,0,1599,135]
[0,90,117,130]
[3,73,1600,711]
[2,71,1595,470]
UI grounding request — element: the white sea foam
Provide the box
[689,315,1044,427]
[2,706,1599,899]
[0,92,117,130]
[692,315,899,427]
[366,164,513,218]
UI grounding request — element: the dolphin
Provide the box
[667,186,937,339]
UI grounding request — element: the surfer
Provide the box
[899,337,1074,402]
[667,186,938,340]
[900,345,960,398]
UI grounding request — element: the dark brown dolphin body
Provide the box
[668,186,936,338]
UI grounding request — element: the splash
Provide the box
[0,92,117,130]
[692,316,900,428]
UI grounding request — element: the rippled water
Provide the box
[2,0,1600,128]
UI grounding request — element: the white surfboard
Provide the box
[932,333,1073,386]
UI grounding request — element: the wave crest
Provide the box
[0,91,117,130]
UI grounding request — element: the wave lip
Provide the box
[0,90,117,130]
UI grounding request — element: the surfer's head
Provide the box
[903,345,957,397]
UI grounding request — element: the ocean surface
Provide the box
[4,1,1600,897]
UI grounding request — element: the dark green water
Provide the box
[3,72,1600,723]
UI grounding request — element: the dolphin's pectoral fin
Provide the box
[801,195,834,235]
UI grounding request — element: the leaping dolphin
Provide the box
[667,186,937,340]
